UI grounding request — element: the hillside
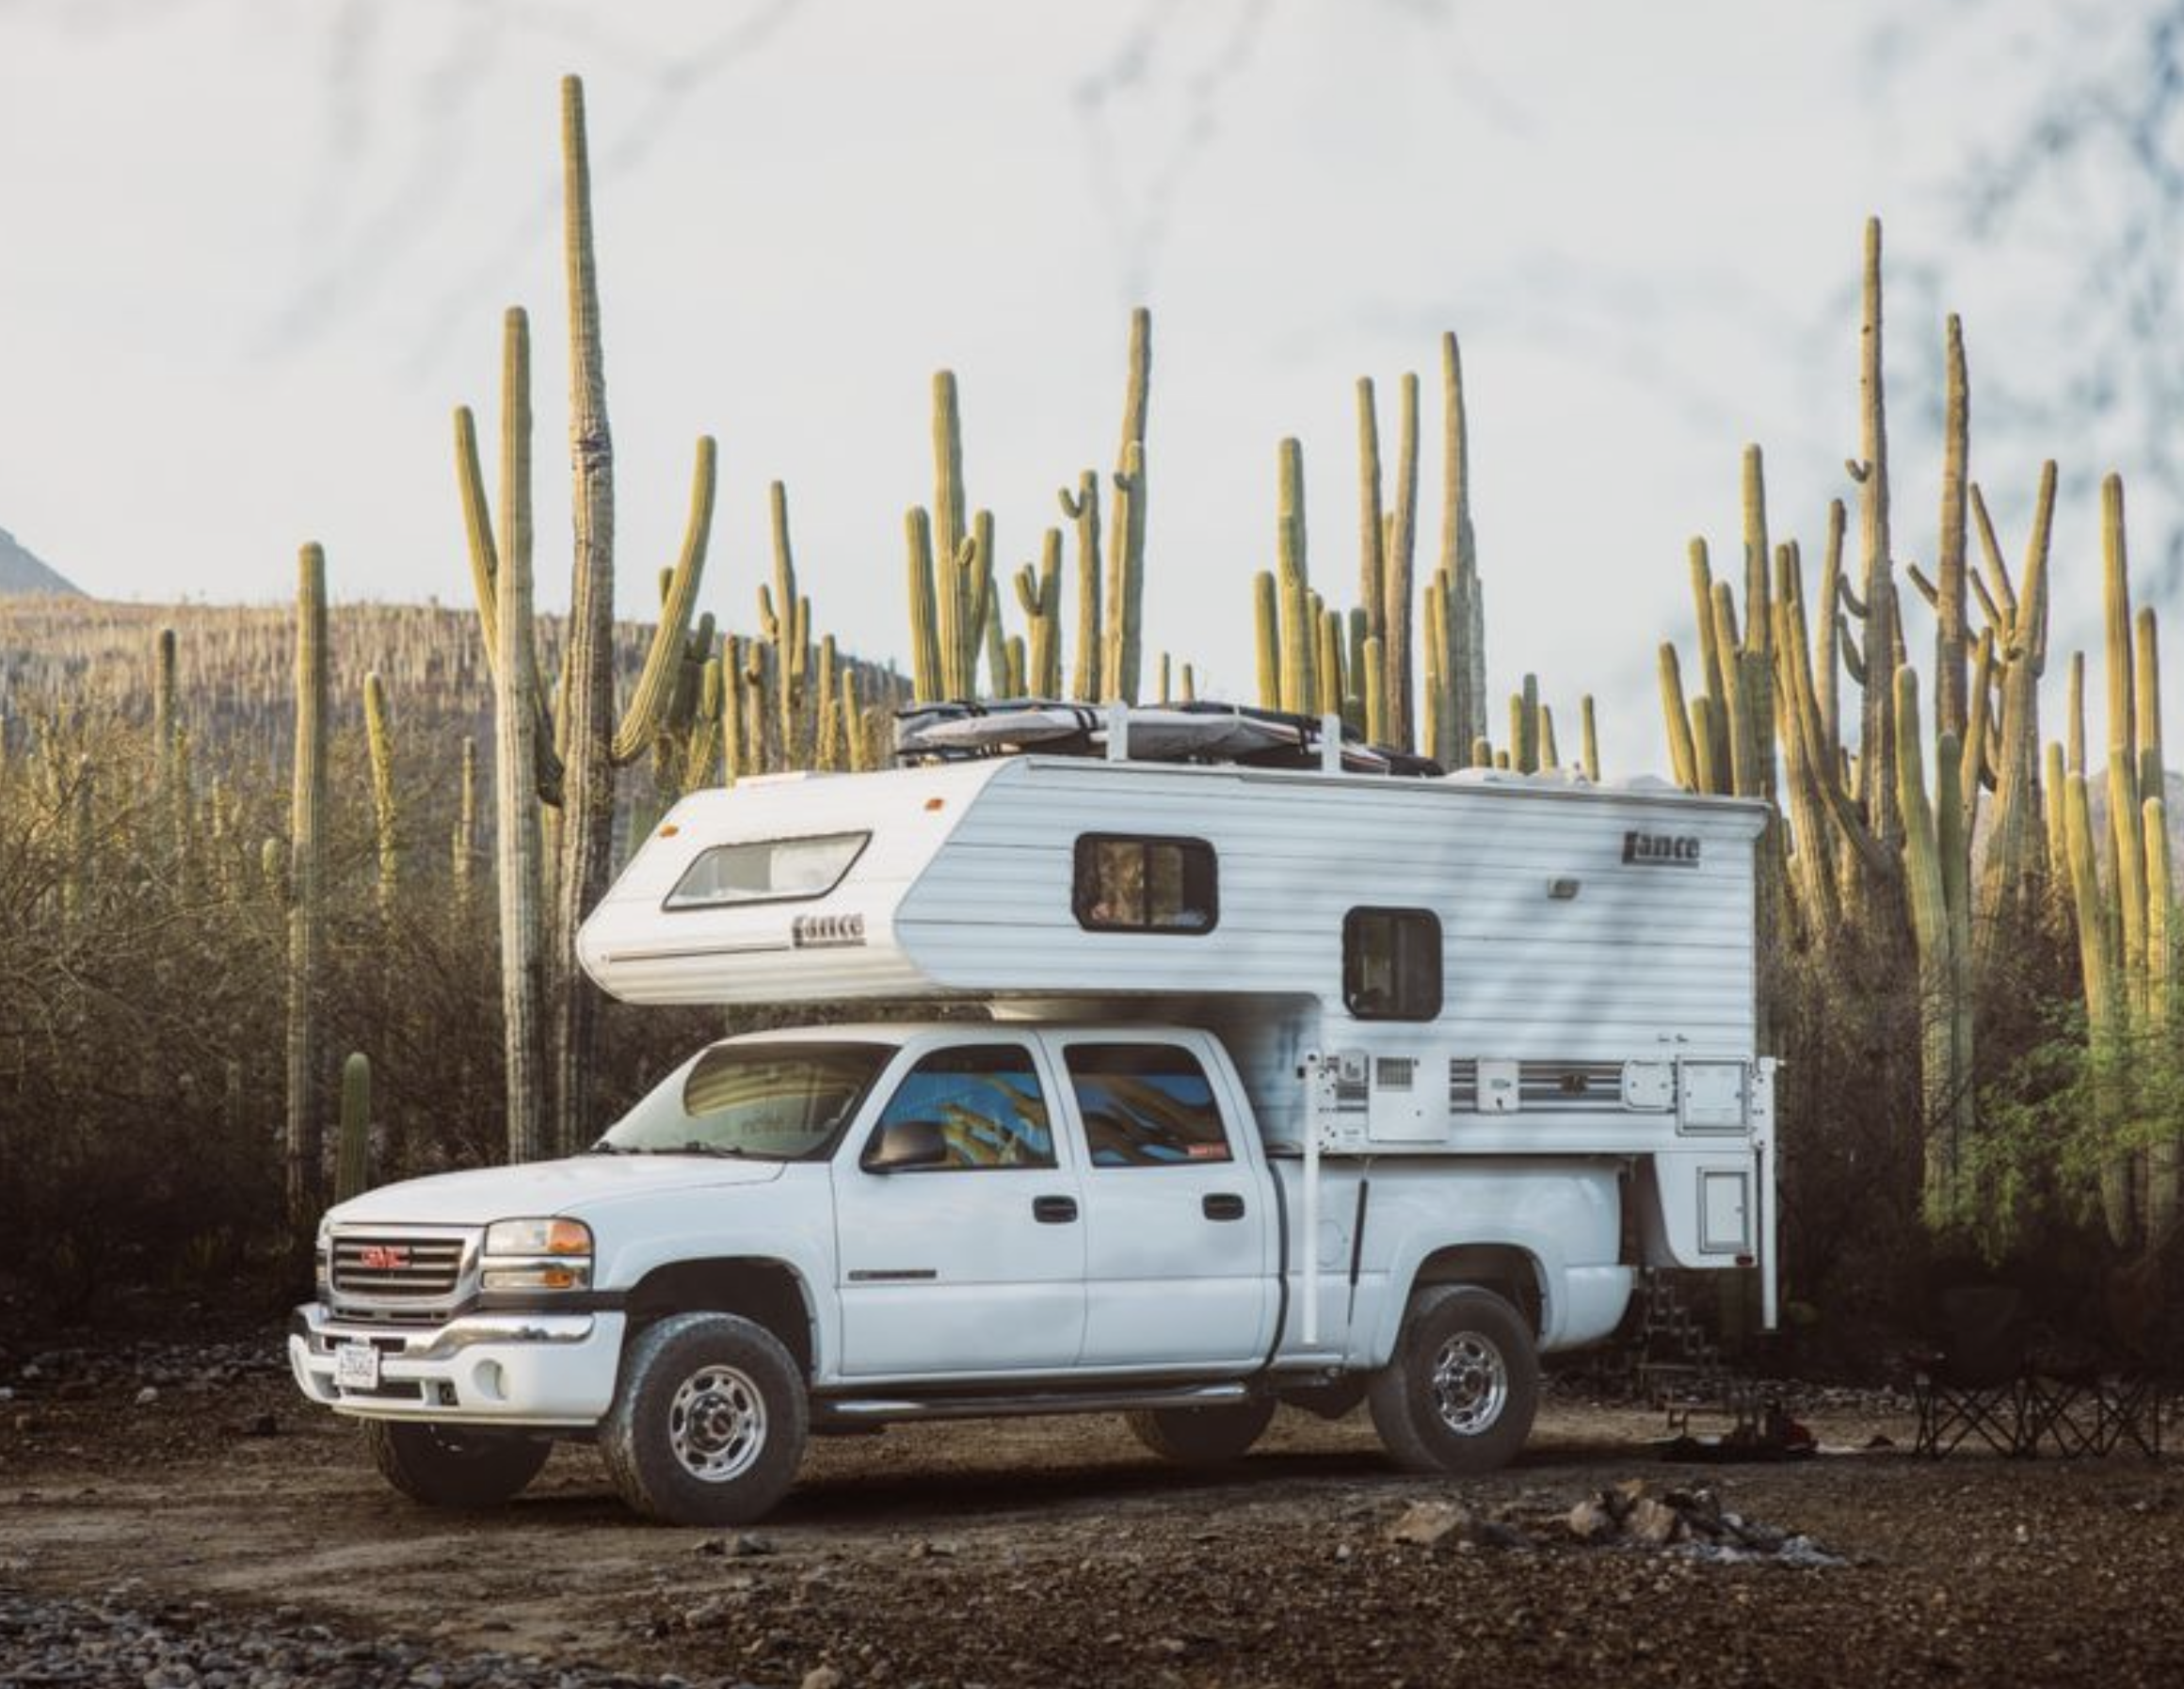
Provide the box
[0,527,82,597]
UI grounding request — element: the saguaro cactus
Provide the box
[286,544,329,1229]
[1104,308,1151,703]
[363,671,399,917]
[335,1052,373,1204]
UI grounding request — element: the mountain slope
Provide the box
[0,527,83,596]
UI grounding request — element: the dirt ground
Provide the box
[3,1337,2183,1689]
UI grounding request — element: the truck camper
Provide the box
[294,702,1775,1526]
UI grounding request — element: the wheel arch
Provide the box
[621,1257,819,1379]
[1364,1241,1550,1369]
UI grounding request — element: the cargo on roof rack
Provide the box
[892,698,1448,778]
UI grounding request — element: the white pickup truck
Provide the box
[294,729,1774,1524]
[293,1021,1641,1525]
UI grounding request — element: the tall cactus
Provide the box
[452,78,715,1156]
[286,543,328,1230]
[1060,472,1102,700]
[1439,332,1487,761]
[1104,308,1151,703]
[335,1052,372,1204]
[363,671,399,917]
[1275,439,1312,714]
[1383,373,1421,750]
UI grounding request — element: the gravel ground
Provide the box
[4,1326,2183,1687]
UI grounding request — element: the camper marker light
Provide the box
[923,797,945,812]
[659,823,680,838]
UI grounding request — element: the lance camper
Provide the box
[293,706,1775,1526]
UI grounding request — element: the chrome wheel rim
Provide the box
[1428,1332,1507,1436]
[668,1364,768,1483]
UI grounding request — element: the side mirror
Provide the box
[863,1118,950,1173]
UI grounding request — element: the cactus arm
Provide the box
[1357,376,1385,657]
[1252,571,1280,709]
[1969,480,2018,628]
[606,436,715,766]
[1905,564,1939,610]
[1658,643,1699,791]
[1935,314,1970,737]
[905,507,940,703]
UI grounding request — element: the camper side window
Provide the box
[1065,1044,1233,1167]
[1072,834,1217,933]
[1343,907,1442,1020]
[861,1045,1056,1170]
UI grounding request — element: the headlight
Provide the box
[484,1217,592,1257]
[481,1217,594,1293]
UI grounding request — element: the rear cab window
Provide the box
[1063,1042,1234,1167]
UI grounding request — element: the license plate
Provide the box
[335,1342,381,1391]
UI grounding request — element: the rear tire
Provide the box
[1125,1397,1277,1466]
[601,1311,808,1526]
[1368,1285,1537,1474]
[365,1421,551,1509]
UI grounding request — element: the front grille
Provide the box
[330,1231,471,1300]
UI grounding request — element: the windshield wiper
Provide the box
[584,1140,633,1155]
[654,1141,754,1159]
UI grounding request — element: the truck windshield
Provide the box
[599,1041,893,1160]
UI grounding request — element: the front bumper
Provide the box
[289,1302,625,1428]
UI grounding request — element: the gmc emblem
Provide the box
[359,1245,411,1270]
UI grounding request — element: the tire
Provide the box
[600,1311,808,1526]
[365,1420,552,1509]
[1367,1285,1537,1475]
[1125,1397,1277,1466]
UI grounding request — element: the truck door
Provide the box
[1061,1037,1274,1368]
[830,1038,1087,1377]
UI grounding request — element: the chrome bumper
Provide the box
[289,1302,624,1427]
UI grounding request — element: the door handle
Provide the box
[1033,1195,1079,1224]
[1202,1192,1246,1221]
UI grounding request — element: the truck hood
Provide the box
[324,1154,786,1230]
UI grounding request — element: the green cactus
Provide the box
[1356,377,1386,682]
[1439,333,1487,761]
[905,507,941,704]
[1383,372,1421,751]
[335,1052,372,1204]
[286,543,328,1229]
[363,671,398,917]
[1276,440,1312,715]
[1252,571,1279,709]
[1104,309,1151,703]
[453,734,478,909]
[1060,473,1102,700]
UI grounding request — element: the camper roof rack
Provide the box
[891,699,1447,779]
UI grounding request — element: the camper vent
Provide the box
[1333,1074,1370,1112]
[1375,1056,1417,1091]
[1448,1058,1630,1115]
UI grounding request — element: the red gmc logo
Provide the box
[359,1245,411,1270]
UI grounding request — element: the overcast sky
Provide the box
[0,0,2170,776]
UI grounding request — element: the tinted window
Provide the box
[1066,1044,1231,1167]
[1072,835,1217,933]
[1344,907,1442,1021]
[601,1041,890,1160]
[868,1045,1054,1170]
[665,831,868,909]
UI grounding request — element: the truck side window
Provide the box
[868,1045,1055,1169]
[1072,834,1217,933]
[1343,907,1442,1020]
[1065,1044,1232,1167]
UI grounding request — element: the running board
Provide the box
[814,1381,1251,1425]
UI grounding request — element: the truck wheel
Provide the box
[365,1421,551,1508]
[1367,1285,1537,1475]
[601,1311,808,1526]
[1125,1397,1277,1466]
